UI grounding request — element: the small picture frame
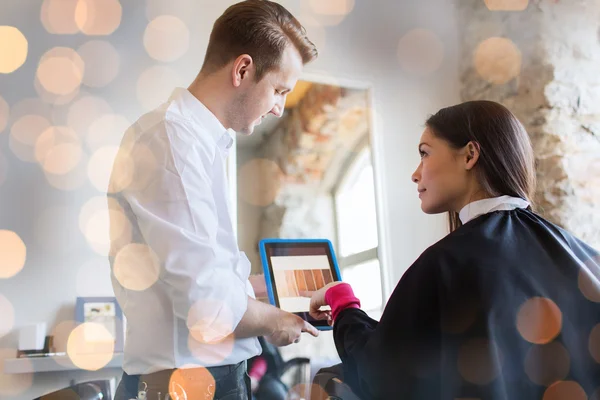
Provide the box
[75,297,124,354]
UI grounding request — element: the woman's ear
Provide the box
[464,141,481,170]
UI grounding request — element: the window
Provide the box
[333,146,382,318]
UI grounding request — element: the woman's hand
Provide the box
[300,281,345,325]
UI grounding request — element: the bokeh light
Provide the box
[524,341,570,386]
[86,114,130,152]
[589,323,600,363]
[188,332,235,365]
[397,28,445,76]
[67,95,113,134]
[107,198,132,257]
[0,348,34,397]
[41,0,79,34]
[67,322,115,371]
[474,37,522,85]
[79,196,130,256]
[169,367,215,400]
[44,155,88,191]
[35,47,84,105]
[75,0,122,36]
[144,16,190,62]
[578,263,600,303]
[78,40,120,87]
[306,0,354,26]
[239,159,283,206]
[0,26,28,74]
[50,320,78,367]
[484,0,529,11]
[542,381,587,400]
[187,300,234,345]
[457,338,502,385]
[0,96,8,132]
[0,230,27,279]
[516,297,562,345]
[35,126,82,175]
[0,294,15,338]
[10,114,52,162]
[137,65,185,111]
[88,145,135,193]
[113,244,160,291]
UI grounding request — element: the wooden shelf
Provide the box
[3,353,123,374]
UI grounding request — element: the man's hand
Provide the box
[265,310,319,346]
[300,281,345,325]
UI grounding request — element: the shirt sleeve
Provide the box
[122,119,248,343]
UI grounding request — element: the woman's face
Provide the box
[411,127,477,214]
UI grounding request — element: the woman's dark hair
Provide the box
[425,100,536,232]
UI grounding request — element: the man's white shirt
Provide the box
[108,88,261,375]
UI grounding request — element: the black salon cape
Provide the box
[333,208,600,399]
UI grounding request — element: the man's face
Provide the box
[231,44,304,135]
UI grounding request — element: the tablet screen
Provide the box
[262,241,341,327]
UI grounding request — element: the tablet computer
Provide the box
[259,238,342,330]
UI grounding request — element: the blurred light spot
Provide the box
[474,37,521,85]
[76,259,113,296]
[35,126,82,175]
[86,114,130,152]
[36,47,84,96]
[35,206,77,254]
[50,320,78,361]
[517,297,562,344]
[578,263,600,302]
[524,341,570,386]
[305,0,354,25]
[41,0,79,34]
[0,348,34,397]
[145,0,194,21]
[107,198,132,257]
[0,96,8,133]
[188,332,234,365]
[0,294,15,338]
[67,322,115,371]
[484,0,529,11]
[144,16,190,62]
[589,323,600,363]
[0,26,28,74]
[457,338,502,385]
[543,381,586,400]
[397,29,445,76]
[79,196,130,256]
[78,40,120,87]
[137,65,185,111]
[0,230,27,279]
[125,143,159,197]
[0,150,7,188]
[169,367,215,400]
[10,114,52,164]
[239,159,283,206]
[67,95,113,136]
[44,155,88,191]
[88,146,134,193]
[188,300,234,345]
[308,0,355,15]
[113,244,160,291]
[75,0,122,36]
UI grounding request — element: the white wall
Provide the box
[0,0,458,398]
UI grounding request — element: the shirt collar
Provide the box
[459,195,530,225]
[169,88,234,155]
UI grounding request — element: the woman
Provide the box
[308,101,600,399]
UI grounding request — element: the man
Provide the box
[109,1,319,398]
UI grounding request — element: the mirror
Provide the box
[236,78,385,321]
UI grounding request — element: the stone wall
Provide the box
[458,0,600,248]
